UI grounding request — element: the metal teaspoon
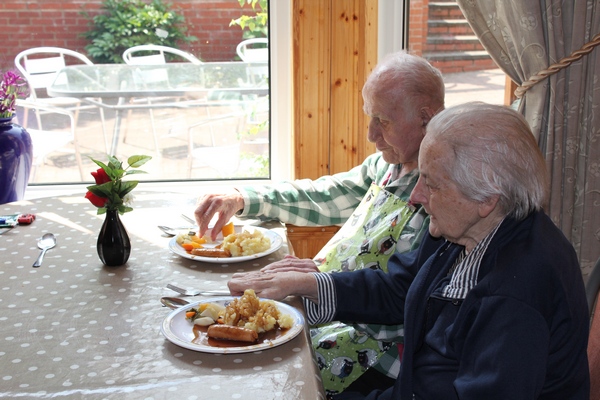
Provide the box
[33,233,56,268]
[161,297,190,309]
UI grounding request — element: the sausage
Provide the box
[207,324,258,343]
[191,248,231,258]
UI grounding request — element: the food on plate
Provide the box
[222,230,271,257]
[221,221,235,237]
[176,225,272,258]
[185,289,293,345]
[190,247,231,258]
[185,302,226,326]
[207,325,258,343]
[175,232,206,252]
[221,289,294,333]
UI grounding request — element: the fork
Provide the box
[180,214,196,225]
[166,283,229,297]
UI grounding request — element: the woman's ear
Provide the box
[478,195,500,218]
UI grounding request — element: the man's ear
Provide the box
[420,107,436,127]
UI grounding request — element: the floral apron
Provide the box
[311,184,415,395]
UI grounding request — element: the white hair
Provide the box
[363,51,445,117]
[426,102,549,220]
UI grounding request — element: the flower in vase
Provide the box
[85,154,152,215]
[0,70,28,119]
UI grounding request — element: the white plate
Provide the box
[160,297,305,354]
[168,226,283,263]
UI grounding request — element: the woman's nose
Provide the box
[410,179,427,205]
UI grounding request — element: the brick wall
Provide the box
[0,0,250,71]
[408,0,497,74]
[407,0,429,57]
[0,1,494,75]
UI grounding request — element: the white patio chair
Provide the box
[121,45,203,154]
[15,101,85,180]
[122,44,202,65]
[14,47,108,153]
[236,38,269,86]
[236,38,269,62]
[186,95,247,178]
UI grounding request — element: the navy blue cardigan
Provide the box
[331,211,589,399]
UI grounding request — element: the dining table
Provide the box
[0,191,325,399]
[46,62,269,155]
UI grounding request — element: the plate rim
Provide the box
[168,226,283,263]
[160,297,305,354]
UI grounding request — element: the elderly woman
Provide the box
[229,102,589,399]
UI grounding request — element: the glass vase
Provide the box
[97,209,131,266]
[0,116,32,205]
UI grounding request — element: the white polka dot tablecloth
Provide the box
[0,192,325,399]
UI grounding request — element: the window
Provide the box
[6,0,294,188]
[379,0,505,109]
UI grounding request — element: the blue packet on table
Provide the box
[0,214,20,228]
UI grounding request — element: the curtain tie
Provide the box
[515,32,600,98]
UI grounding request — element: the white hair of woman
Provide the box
[426,102,549,220]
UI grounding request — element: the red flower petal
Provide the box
[90,168,111,184]
[85,191,108,208]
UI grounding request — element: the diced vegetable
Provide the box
[221,222,235,238]
[181,242,202,252]
[193,317,215,326]
[191,235,207,244]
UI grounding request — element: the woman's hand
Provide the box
[260,255,320,273]
[228,270,318,302]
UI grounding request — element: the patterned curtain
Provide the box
[456,0,600,278]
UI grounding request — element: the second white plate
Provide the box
[161,297,305,354]
[168,226,283,263]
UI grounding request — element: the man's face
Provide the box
[362,79,426,166]
[409,137,483,247]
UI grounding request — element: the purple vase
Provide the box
[0,116,32,204]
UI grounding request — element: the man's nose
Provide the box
[367,119,381,142]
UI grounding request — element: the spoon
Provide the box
[33,233,56,268]
[161,297,190,309]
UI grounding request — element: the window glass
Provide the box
[6,0,271,186]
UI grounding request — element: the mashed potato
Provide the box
[222,229,270,256]
[221,289,293,333]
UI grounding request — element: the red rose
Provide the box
[91,168,111,185]
[85,191,108,208]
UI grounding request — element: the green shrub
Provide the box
[230,0,269,39]
[81,0,197,64]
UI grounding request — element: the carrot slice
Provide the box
[221,222,235,237]
[181,242,202,252]
[191,235,206,244]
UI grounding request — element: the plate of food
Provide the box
[168,225,283,263]
[160,290,305,354]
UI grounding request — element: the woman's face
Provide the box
[409,137,487,250]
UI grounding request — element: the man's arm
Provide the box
[239,153,388,226]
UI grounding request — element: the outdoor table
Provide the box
[47,62,269,155]
[0,191,325,399]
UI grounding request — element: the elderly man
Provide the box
[229,102,590,399]
[193,50,444,243]
[194,51,445,393]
